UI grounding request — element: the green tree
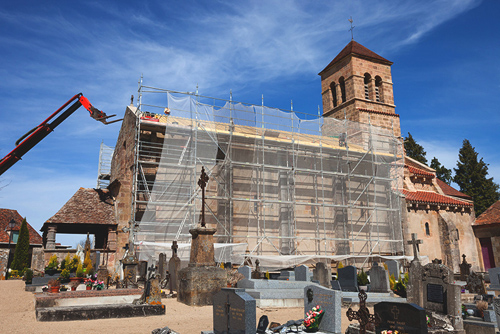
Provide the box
[454,139,499,216]
[10,218,30,271]
[430,157,453,185]
[404,132,427,165]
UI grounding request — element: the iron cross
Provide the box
[346,290,378,334]
[407,233,423,262]
[198,166,210,227]
[348,17,355,40]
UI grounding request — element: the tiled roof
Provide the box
[402,189,473,207]
[44,188,115,227]
[474,200,500,226]
[357,108,400,117]
[406,165,435,178]
[435,178,471,200]
[319,40,393,75]
[0,209,43,244]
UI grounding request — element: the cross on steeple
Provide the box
[407,233,423,262]
[198,166,210,227]
[348,17,355,41]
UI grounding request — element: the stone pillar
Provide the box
[0,249,9,279]
[31,247,45,273]
[177,227,227,306]
[46,225,57,250]
[107,226,117,251]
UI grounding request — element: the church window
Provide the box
[330,82,337,107]
[375,76,383,102]
[425,222,430,236]
[339,77,346,103]
[364,73,371,100]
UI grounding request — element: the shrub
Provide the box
[48,279,60,287]
[70,255,80,273]
[47,254,59,269]
[60,269,70,280]
[389,274,396,291]
[24,268,33,282]
[337,262,344,269]
[357,268,369,286]
[76,263,84,278]
[11,218,30,271]
[86,262,94,276]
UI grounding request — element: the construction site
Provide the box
[108,84,406,270]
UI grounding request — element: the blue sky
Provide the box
[1,0,499,247]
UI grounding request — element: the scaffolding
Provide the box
[130,85,405,269]
[97,142,114,189]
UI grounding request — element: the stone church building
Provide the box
[37,40,484,273]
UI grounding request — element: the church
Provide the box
[38,39,484,274]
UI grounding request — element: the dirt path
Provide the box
[0,280,356,333]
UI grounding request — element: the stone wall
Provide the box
[0,249,8,279]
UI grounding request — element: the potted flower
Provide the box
[48,279,61,293]
[84,278,94,290]
[60,285,68,292]
[45,254,59,276]
[93,280,105,290]
[75,263,84,281]
[69,280,80,291]
[42,285,49,293]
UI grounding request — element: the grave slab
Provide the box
[374,301,428,334]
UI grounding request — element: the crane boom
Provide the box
[0,93,121,176]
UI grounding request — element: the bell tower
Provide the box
[319,40,401,138]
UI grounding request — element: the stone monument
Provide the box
[177,167,227,306]
[459,254,471,281]
[168,240,181,293]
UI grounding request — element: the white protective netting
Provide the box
[133,87,405,270]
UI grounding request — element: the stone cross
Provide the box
[459,254,471,281]
[407,233,423,262]
[346,290,379,334]
[172,240,178,255]
[198,166,210,227]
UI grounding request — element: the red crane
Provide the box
[0,93,122,176]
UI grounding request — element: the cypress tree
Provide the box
[404,132,427,165]
[430,157,452,185]
[10,218,30,271]
[454,139,499,216]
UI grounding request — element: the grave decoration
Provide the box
[458,254,471,281]
[465,271,486,296]
[303,305,324,332]
[256,315,269,334]
[346,290,379,334]
[304,284,342,333]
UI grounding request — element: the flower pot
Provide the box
[359,285,368,291]
[86,286,92,290]
[71,286,77,291]
[50,286,60,293]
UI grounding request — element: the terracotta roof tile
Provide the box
[401,189,473,207]
[474,200,500,226]
[319,40,393,75]
[0,209,43,244]
[435,178,471,200]
[44,188,115,227]
[406,165,435,178]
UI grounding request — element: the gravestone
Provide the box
[459,254,471,281]
[488,267,500,290]
[337,266,358,292]
[313,262,331,288]
[465,271,486,295]
[375,302,428,334]
[493,298,500,330]
[304,284,342,333]
[158,253,167,281]
[138,261,148,282]
[369,262,390,293]
[146,277,162,305]
[331,280,341,290]
[238,266,252,280]
[251,260,261,279]
[419,259,463,333]
[121,253,139,288]
[213,288,256,334]
[256,315,269,334]
[278,270,295,281]
[168,241,181,293]
[385,260,400,279]
[96,265,109,284]
[294,265,310,282]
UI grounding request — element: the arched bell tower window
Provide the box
[375,76,383,102]
[339,77,346,103]
[425,222,430,236]
[330,82,337,108]
[364,73,372,100]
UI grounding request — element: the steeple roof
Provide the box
[319,40,393,75]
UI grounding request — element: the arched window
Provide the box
[364,73,372,100]
[330,82,337,108]
[375,76,383,102]
[425,222,430,236]
[339,77,346,103]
